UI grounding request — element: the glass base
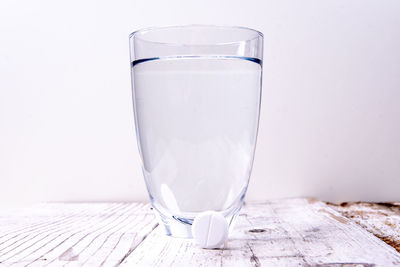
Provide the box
[152,203,243,238]
[159,216,194,238]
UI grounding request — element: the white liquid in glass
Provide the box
[132,57,261,219]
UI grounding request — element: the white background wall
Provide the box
[1,0,399,205]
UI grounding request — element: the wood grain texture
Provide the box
[0,199,399,267]
[122,199,400,267]
[329,201,400,253]
[0,203,157,266]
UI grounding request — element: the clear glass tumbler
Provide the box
[129,25,263,237]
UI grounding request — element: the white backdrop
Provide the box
[1,0,399,204]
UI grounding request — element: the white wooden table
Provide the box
[0,199,399,266]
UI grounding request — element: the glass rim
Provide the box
[129,24,264,47]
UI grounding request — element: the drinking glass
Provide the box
[129,25,263,237]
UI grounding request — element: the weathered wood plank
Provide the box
[0,203,157,267]
[1,199,399,266]
[0,204,116,261]
[14,204,133,266]
[329,201,400,253]
[122,199,400,266]
[1,203,124,265]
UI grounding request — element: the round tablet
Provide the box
[192,211,229,249]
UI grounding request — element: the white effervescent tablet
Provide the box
[192,211,229,249]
